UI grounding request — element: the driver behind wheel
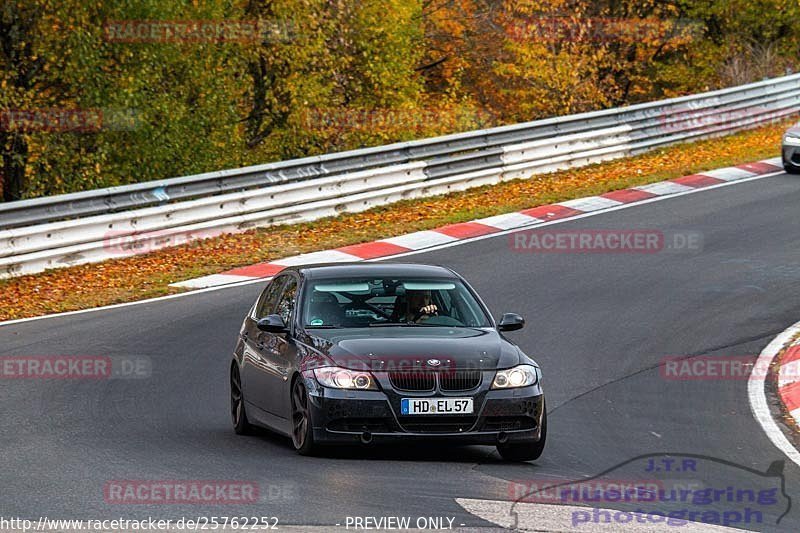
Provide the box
[392,289,438,323]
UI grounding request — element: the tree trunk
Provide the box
[1,132,28,202]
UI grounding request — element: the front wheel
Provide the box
[497,406,547,462]
[291,378,318,455]
[784,164,800,175]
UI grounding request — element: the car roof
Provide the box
[290,262,459,280]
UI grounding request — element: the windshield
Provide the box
[302,277,492,328]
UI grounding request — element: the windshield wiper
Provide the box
[305,324,342,329]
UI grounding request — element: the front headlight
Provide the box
[491,364,539,389]
[313,366,378,390]
[783,135,800,146]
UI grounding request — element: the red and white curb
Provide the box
[778,336,800,424]
[749,320,800,469]
[171,158,783,289]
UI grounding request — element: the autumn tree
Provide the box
[0,1,90,201]
[1,0,247,199]
[242,0,425,158]
[1,0,799,201]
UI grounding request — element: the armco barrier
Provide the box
[0,74,798,277]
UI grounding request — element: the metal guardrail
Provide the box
[0,74,798,277]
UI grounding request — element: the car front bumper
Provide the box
[782,142,800,170]
[303,374,545,445]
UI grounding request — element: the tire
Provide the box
[290,378,318,455]
[784,164,800,175]
[231,364,253,435]
[497,405,547,462]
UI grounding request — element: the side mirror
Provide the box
[257,314,288,333]
[498,313,525,332]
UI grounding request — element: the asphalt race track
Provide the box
[2,172,800,531]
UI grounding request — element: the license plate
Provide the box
[400,398,473,415]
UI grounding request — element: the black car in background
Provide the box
[230,263,546,461]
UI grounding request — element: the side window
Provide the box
[255,276,286,318]
[275,277,299,325]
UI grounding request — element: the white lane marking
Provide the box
[633,181,695,195]
[455,498,743,532]
[474,212,542,230]
[558,196,623,212]
[378,171,785,261]
[381,230,458,250]
[181,165,786,293]
[171,273,255,289]
[761,157,783,166]
[172,249,363,289]
[271,249,360,266]
[702,167,756,181]
[0,169,785,328]
[748,319,800,468]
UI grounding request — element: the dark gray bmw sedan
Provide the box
[230,263,546,461]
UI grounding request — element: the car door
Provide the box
[241,275,287,414]
[256,274,300,418]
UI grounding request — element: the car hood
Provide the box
[298,327,522,371]
[786,125,800,137]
